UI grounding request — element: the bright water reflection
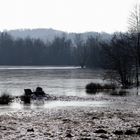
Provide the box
[0,100,110,113]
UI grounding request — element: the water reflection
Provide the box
[44,101,108,108]
[86,88,140,97]
[86,90,129,96]
[0,100,110,113]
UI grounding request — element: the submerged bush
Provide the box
[21,89,32,104]
[110,90,128,96]
[86,83,116,94]
[21,87,46,104]
[21,94,31,104]
[118,90,128,96]
[0,93,12,105]
[33,87,45,97]
[102,84,116,90]
[86,83,101,93]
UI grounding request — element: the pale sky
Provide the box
[0,0,138,33]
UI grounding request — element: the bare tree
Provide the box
[74,34,88,68]
[128,4,140,88]
[102,33,135,87]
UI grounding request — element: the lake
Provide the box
[0,66,110,112]
[0,66,139,112]
[0,66,105,96]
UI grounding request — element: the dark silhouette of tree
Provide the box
[48,36,73,65]
[102,33,135,87]
[74,34,88,68]
[0,32,108,68]
[128,4,140,88]
[86,35,101,68]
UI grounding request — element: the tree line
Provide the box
[0,32,103,67]
[0,31,139,87]
[0,4,140,88]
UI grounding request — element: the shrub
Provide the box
[86,83,101,93]
[33,87,45,97]
[0,93,12,105]
[86,83,116,94]
[110,90,128,96]
[118,90,128,96]
[21,89,32,104]
[21,87,46,104]
[21,94,31,104]
[102,84,116,90]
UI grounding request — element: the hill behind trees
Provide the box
[6,28,112,43]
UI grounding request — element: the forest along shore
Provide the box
[0,95,140,139]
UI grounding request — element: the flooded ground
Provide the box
[0,66,140,139]
[0,66,104,97]
[0,66,139,112]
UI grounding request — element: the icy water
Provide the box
[0,66,105,96]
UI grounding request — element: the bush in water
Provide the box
[21,89,32,104]
[86,83,116,93]
[21,87,46,104]
[0,93,12,105]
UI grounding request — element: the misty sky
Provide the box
[0,0,138,33]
